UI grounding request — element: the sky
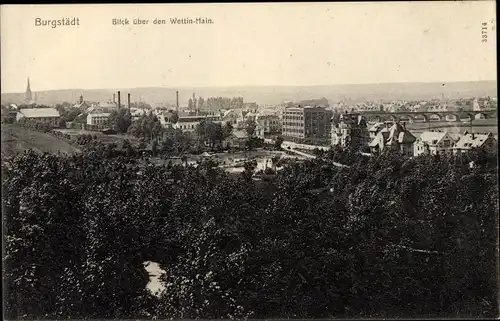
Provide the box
[1,2,497,93]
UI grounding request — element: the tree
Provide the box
[242,160,257,181]
[121,139,137,157]
[58,118,66,128]
[109,109,132,133]
[151,140,159,156]
[274,136,284,150]
[127,113,163,140]
[223,122,233,139]
[196,120,224,148]
[245,119,256,137]
[2,145,498,319]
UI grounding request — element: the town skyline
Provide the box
[1,2,497,92]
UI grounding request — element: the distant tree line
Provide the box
[189,96,245,111]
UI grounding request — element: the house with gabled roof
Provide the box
[414,131,456,156]
[369,121,416,156]
[16,107,60,126]
[453,132,497,154]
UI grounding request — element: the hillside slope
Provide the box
[1,124,81,158]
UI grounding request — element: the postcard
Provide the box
[1,2,498,320]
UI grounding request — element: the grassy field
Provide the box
[1,124,81,158]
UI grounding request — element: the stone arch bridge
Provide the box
[355,110,497,123]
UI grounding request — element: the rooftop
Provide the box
[88,113,111,117]
[418,131,449,144]
[18,108,60,118]
[454,133,494,149]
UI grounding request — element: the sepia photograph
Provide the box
[1,2,498,319]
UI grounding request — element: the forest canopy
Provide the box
[2,147,498,319]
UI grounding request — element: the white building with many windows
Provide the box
[87,113,111,126]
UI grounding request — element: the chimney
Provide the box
[176,91,179,113]
[117,91,121,110]
[128,93,131,111]
[113,93,116,103]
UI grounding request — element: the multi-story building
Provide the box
[282,106,332,140]
[87,113,111,125]
[331,113,370,149]
[369,122,416,156]
[256,114,281,138]
[413,131,456,156]
[16,107,60,126]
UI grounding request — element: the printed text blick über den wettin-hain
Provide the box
[112,17,214,25]
[34,17,80,28]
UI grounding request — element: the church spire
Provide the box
[25,77,33,103]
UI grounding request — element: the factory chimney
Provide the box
[113,93,116,104]
[117,91,121,110]
[128,93,131,112]
[176,91,179,113]
[192,93,196,115]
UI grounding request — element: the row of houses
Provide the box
[413,131,496,156]
[331,113,497,157]
[13,105,498,158]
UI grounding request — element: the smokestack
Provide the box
[176,91,179,113]
[113,93,116,103]
[117,91,121,110]
[128,93,131,111]
[192,93,197,115]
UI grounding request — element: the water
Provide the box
[143,261,166,297]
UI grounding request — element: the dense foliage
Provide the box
[2,147,498,319]
[109,109,132,134]
[127,113,162,139]
[16,118,59,132]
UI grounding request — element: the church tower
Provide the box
[25,77,33,104]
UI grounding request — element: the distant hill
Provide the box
[1,81,497,107]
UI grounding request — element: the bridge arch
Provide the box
[398,114,414,123]
[444,114,461,122]
[413,114,428,122]
[474,112,487,120]
[428,113,443,122]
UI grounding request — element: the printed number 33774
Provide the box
[481,22,488,43]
